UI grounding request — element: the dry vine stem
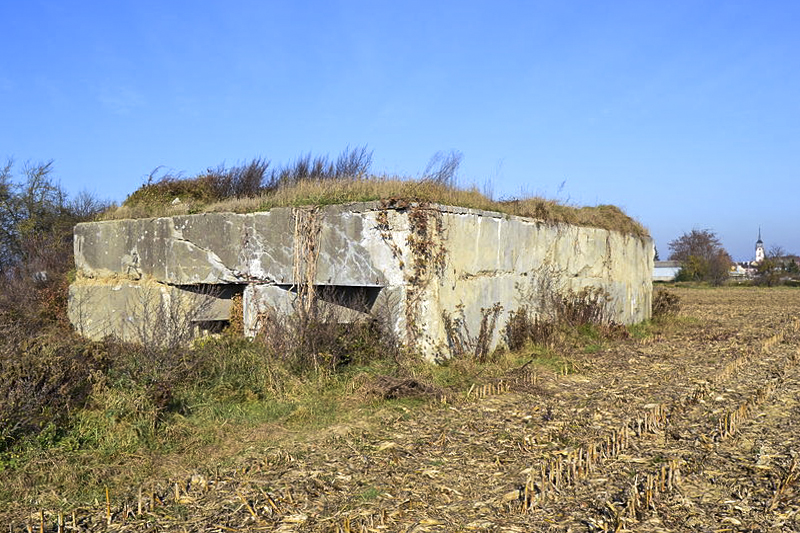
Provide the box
[292,207,321,318]
[767,458,799,512]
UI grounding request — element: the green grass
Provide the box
[628,321,656,340]
[0,337,535,506]
[357,486,381,502]
[583,343,603,354]
[530,353,578,374]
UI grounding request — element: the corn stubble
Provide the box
[4,288,800,531]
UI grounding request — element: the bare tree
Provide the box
[767,245,787,261]
[669,229,731,285]
[0,159,71,272]
[755,244,790,286]
[69,189,113,219]
[0,158,109,330]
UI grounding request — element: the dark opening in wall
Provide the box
[275,284,383,313]
[180,284,246,301]
[180,284,246,333]
[192,320,229,336]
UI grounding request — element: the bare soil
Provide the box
[5,287,800,532]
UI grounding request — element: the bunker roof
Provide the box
[104,174,649,238]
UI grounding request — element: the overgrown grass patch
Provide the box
[627,321,656,340]
[0,257,673,518]
[107,149,648,237]
[526,351,579,375]
[0,307,691,513]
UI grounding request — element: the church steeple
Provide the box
[755,227,765,263]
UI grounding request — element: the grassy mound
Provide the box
[107,150,648,238]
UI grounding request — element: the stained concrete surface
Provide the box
[70,202,653,359]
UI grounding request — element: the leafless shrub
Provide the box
[0,162,107,331]
[0,160,112,448]
[0,331,103,452]
[504,306,556,350]
[270,146,373,187]
[104,284,223,411]
[334,145,373,179]
[475,303,503,362]
[201,158,270,198]
[0,159,104,274]
[503,265,614,350]
[126,159,270,209]
[423,150,462,188]
[0,234,72,331]
[442,305,468,359]
[253,286,396,374]
[552,287,611,327]
[652,288,681,318]
[527,265,611,326]
[126,284,220,351]
[442,303,504,362]
[69,190,114,219]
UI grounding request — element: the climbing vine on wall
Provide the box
[404,203,447,342]
[292,207,321,319]
[376,200,448,345]
[406,204,447,283]
[375,203,403,267]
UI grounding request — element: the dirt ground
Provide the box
[5,287,800,532]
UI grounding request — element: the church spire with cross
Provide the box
[755,227,765,263]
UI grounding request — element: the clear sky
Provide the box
[2,1,798,261]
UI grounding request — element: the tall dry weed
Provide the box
[503,265,615,351]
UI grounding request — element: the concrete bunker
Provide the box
[68,201,653,359]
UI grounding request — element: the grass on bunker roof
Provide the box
[105,153,648,238]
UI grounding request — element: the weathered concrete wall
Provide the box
[416,207,652,356]
[70,202,653,359]
[74,207,396,286]
[67,280,232,345]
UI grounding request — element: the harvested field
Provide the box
[3,287,800,532]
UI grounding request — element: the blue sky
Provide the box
[2,1,798,261]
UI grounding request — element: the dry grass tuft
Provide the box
[652,288,682,318]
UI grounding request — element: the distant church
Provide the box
[753,229,765,265]
[729,230,766,279]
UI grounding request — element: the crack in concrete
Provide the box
[168,220,246,283]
